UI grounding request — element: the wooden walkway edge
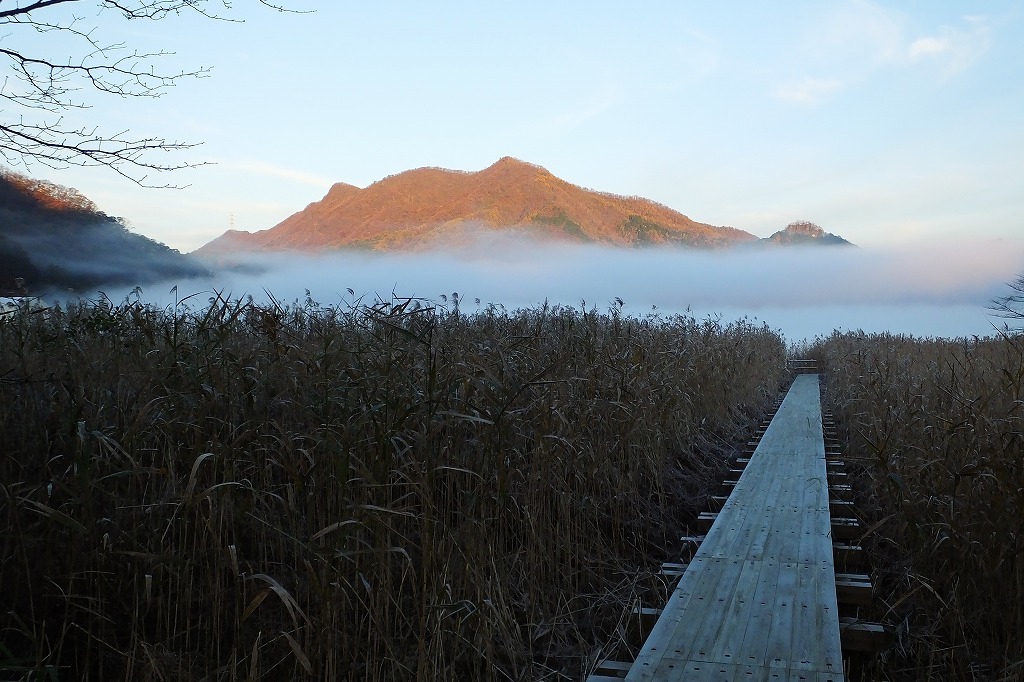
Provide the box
[624,374,845,681]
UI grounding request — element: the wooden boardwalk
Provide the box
[625,374,844,681]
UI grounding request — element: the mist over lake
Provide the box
[100,234,1024,343]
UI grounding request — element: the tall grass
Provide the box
[806,331,1024,680]
[0,294,787,680]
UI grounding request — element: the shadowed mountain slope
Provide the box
[0,169,208,294]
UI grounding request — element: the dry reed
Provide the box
[0,294,786,680]
[806,331,1024,681]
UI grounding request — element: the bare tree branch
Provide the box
[0,1,82,21]
[988,274,1024,325]
[0,0,310,185]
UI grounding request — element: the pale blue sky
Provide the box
[33,1,1024,253]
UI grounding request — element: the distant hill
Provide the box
[761,221,854,247]
[195,157,760,256]
[0,169,208,294]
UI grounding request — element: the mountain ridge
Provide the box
[763,221,854,247]
[195,157,760,255]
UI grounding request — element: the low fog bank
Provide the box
[99,233,1024,342]
[14,227,208,285]
[3,219,209,294]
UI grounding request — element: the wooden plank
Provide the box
[696,509,856,540]
[625,375,844,681]
[630,654,845,681]
[839,618,892,653]
[829,517,861,540]
[736,558,782,669]
[638,556,726,650]
[832,544,863,570]
[683,558,754,664]
[790,562,844,675]
[762,560,798,670]
[629,606,662,641]
[834,573,873,605]
[592,659,634,678]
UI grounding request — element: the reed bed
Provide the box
[806,331,1024,681]
[0,294,787,681]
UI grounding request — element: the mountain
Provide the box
[0,169,208,294]
[195,157,759,255]
[761,221,854,247]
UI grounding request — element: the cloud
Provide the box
[773,3,992,103]
[908,36,948,59]
[906,18,991,79]
[768,0,901,104]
